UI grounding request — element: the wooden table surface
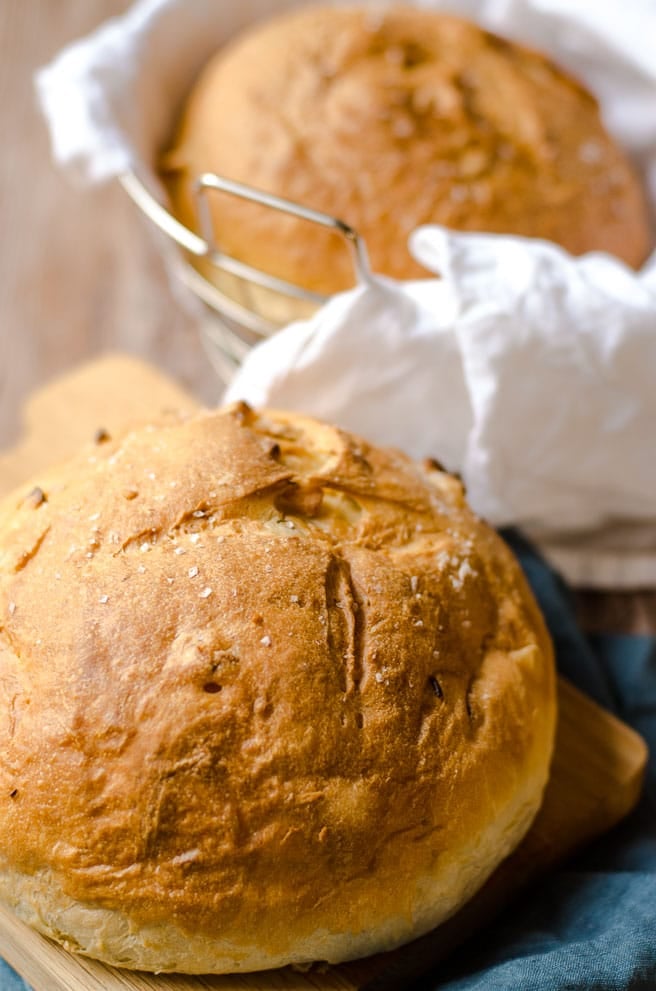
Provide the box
[0,0,654,634]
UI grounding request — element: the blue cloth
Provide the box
[0,967,27,991]
[1,532,654,990]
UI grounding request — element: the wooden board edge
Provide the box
[0,352,199,500]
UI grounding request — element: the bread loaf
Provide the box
[0,404,556,972]
[163,4,650,297]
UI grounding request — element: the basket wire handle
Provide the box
[192,172,374,304]
[119,169,374,344]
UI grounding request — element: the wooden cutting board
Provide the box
[0,354,648,991]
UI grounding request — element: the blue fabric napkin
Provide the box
[1,532,654,990]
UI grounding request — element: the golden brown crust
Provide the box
[162,5,651,296]
[0,405,556,971]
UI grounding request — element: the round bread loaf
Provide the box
[162,4,651,297]
[0,404,556,973]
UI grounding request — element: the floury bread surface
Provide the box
[163,4,651,295]
[0,405,556,972]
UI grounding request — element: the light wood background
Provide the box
[0,0,654,632]
[0,0,218,452]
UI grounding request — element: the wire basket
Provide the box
[119,171,373,383]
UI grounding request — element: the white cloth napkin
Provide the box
[36,0,656,587]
